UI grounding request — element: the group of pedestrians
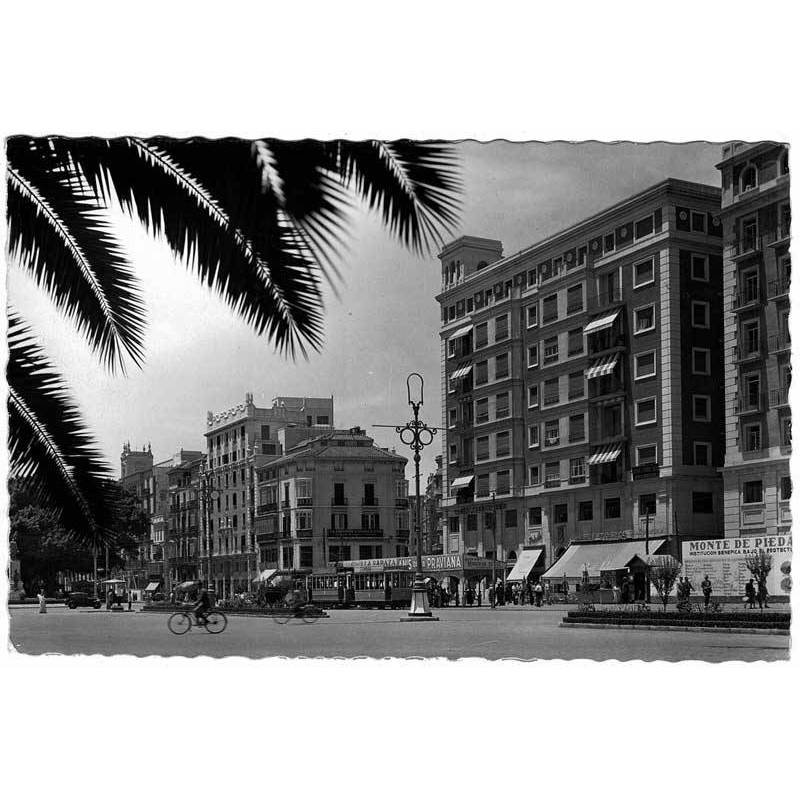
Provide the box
[744,577,770,609]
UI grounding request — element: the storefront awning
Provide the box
[450,474,474,490]
[587,443,622,465]
[144,582,160,592]
[542,540,666,581]
[450,364,473,380]
[253,568,278,584]
[506,548,545,582]
[583,309,621,335]
[586,353,619,379]
[448,324,473,341]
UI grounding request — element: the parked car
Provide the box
[65,591,102,610]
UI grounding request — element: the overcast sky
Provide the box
[6,141,724,481]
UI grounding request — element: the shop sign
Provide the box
[681,536,792,597]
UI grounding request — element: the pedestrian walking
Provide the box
[477,585,482,606]
[612,581,621,604]
[620,575,631,604]
[700,574,713,610]
[534,581,544,607]
[37,587,47,614]
[757,580,769,609]
[488,585,495,607]
[744,578,756,609]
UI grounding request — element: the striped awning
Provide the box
[450,364,473,380]
[448,324,473,341]
[583,309,621,335]
[586,354,619,379]
[451,475,474,489]
[587,443,622,465]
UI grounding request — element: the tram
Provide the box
[307,565,415,609]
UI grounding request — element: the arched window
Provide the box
[477,260,488,271]
[508,550,517,562]
[740,163,758,193]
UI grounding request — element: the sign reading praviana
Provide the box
[681,536,792,597]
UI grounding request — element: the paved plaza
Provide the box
[8,604,790,661]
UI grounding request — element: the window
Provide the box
[526,305,538,328]
[496,470,510,494]
[568,371,584,400]
[505,509,517,528]
[638,494,656,517]
[495,353,509,379]
[567,284,583,314]
[528,466,540,486]
[634,350,656,380]
[568,328,584,357]
[495,392,510,419]
[476,397,489,424]
[690,211,706,232]
[692,348,710,375]
[476,474,489,497]
[544,420,560,447]
[634,304,656,334]
[635,397,657,426]
[691,301,709,329]
[542,294,558,324]
[568,414,585,443]
[543,378,560,406]
[692,395,711,422]
[635,215,654,239]
[475,361,488,385]
[296,510,312,530]
[496,431,510,458]
[528,384,539,408]
[633,258,654,288]
[529,506,542,525]
[577,246,587,266]
[636,444,657,465]
[528,424,540,448]
[741,319,759,356]
[447,339,456,359]
[495,314,509,342]
[691,254,709,282]
[693,441,711,466]
[260,424,271,440]
[543,336,559,364]
[604,497,621,519]
[448,443,458,464]
[476,436,490,461]
[743,480,763,504]
[528,343,539,368]
[296,479,311,499]
[740,164,757,193]
[570,457,586,483]
[545,462,561,488]
[781,476,792,501]
[743,422,761,452]
[475,322,488,349]
[448,407,457,427]
[692,492,713,514]
[554,503,568,524]
[604,233,615,253]
[782,416,792,447]
[578,501,593,521]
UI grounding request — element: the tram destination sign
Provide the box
[681,535,792,597]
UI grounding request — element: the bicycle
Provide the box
[168,608,228,635]
[271,603,321,624]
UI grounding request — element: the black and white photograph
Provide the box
[2,4,797,800]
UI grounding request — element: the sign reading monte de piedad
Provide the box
[681,535,792,598]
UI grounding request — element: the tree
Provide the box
[6,137,461,545]
[648,555,682,611]
[745,549,773,610]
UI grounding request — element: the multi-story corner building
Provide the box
[436,179,726,572]
[166,455,204,589]
[253,427,409,573]
[202,393,335,597]
[717,142,791,538]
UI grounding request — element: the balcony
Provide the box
[767,225,791,248]
[734,394,764,415]
[768,279,791,300]
[589,289,624,313]
[395,498,409,508]
[632,463,659,480]
[544,474,563,489]
[732,236,762,261]
[733,343,761,363]
[361,497,379,507]
[256,502,277,515]
[295,528,313,540]
[731,288,761,311]
[323,528,384,540]
[770,387,790,408]
[330,497,348,507]
[281,500,291,509]
[396,530,410,542]
[255,530,278,543]
[768,334,791,354]
[297,497,313,507]
[587,334,626,356]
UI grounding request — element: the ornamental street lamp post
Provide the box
[375,373,439,621]
[200,461,219,590]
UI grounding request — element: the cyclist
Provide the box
[193,581,212,626]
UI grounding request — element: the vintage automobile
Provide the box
[65,591,102,610]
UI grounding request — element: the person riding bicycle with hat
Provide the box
[193,581,212,626]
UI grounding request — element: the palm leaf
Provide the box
[332,140,462,255]
[6,137,146,373]
[7,312,119,545]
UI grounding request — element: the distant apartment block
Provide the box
[436,179,725,570]
[717,142,791,538]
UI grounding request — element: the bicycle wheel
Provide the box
[204,610,227,633]
[168,612,191,635]
[302,608,319,623]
